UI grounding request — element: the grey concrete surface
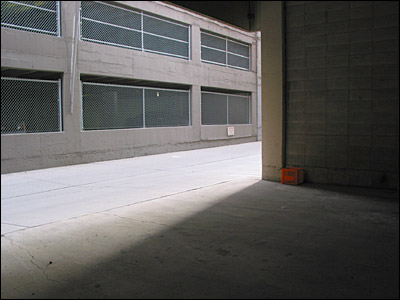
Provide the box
[1,1,260,174]
[1,142,261,235]
[1,141,399,299]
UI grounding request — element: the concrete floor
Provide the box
[1,142,399,299]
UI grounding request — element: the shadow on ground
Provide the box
[2,180,399,299]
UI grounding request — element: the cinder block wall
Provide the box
[285,1,399,189]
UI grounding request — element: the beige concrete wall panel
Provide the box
[1,1,259,174]
[200,125,253,141]
[1,29,68,72]
[1,135,41,160]
[80,127,197,152]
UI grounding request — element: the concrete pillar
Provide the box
[259,1,284,181]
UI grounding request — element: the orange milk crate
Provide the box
[281,167,304,185]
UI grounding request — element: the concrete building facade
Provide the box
[2,1,399,190]
[174,1,399,190]
[1,1,260,174]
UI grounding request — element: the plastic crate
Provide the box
[281,167,304,185]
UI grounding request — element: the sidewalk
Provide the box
[1,142,261,235]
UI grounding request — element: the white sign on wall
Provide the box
[227,126,235,136]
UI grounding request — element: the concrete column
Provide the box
[61,1,82,147]
[259,1,284,181]
[191,85,202,140]
[191,24,201,64]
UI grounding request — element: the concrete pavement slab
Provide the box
[1,176,398,299]
[1,142,261,234]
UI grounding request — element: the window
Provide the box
[1,1,60,36]
[201,31,250,70]
[81,82,190,130]
[201,91,251,125]
[144,89,191,128]
[80,1,190,60]
[1,77,62,134]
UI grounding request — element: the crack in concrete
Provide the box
[3,236,60,284]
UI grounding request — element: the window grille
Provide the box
[82,83,143,130]
[1,77,62,134]
[228,95,251,124]
[1,1,60,36]
[201,31,250,70]
[81,1,190,60]
[201,91,251,125]
[201,92,227,125]
[81,82,190,131]
[144,89,190,127]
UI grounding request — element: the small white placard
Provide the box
[227,126,235,136]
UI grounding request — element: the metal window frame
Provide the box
[80,81,191,131]
[80,1,190,60]
[203,30,250,49]
[142,88,146,128]
[1,1,60,36]
[200,91,228,125]
[87,0,142,17]
[200,47,227,67]
[228,94,252,125]
[1,76,61,85]
[81,17,142,34]
[143,11,190,31]
[82,81,190,94]
[80,36,143,52]
[56,1,61,37]
[201,91,251,125]
[1,76,63,134]
[143,31,190,45]
[188,90,192,126]
[7,1,56,13]
[200,31,250,71]
[80,81,84,130]
[227,39,250,56]
[58,79,62,132]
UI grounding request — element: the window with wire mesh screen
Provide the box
[145,89,190,127]
[81,82,190,130]
[201,91,251,125]
[1,1,60,36]
[201,30,250,70]
[80,1,190,60]
[82,83,144,130]
[1,77,62,134]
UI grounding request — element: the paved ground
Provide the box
[1,142,399,299]
[1,142,261,235]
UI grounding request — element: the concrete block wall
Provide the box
[1,1,259,174]
[285,1,399,189]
